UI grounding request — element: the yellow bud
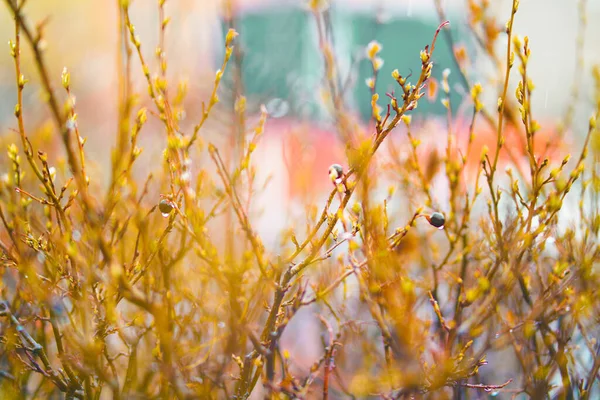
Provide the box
[372,57,384,71]
[225,29,239,47]
[481,145,489,161]
[61,67,71,89]
[366,40,382,59]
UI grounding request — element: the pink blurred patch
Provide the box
[262,118,348,203]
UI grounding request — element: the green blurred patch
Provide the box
[219,7,468,122]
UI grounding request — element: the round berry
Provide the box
[159,199,174,215]
[429,212,445,228]
[329,164,344,182]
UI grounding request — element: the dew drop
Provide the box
[72,230,82,242]
[218,321,226,329]
[161,212,171,218]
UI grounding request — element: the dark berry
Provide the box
[159,199,174,215]
[329,164,344,181]
[429,212,445,228]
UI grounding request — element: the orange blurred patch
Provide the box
[427,78,439,102]
[464,119,570,178]
[415,117,571,182]
[281,122,346,202]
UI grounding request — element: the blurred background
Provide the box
[2,1,599,245]
[1,2,600,397]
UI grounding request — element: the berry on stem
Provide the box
[426,212,445,228]
[159,198,174,216]
[328,164,344,183]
